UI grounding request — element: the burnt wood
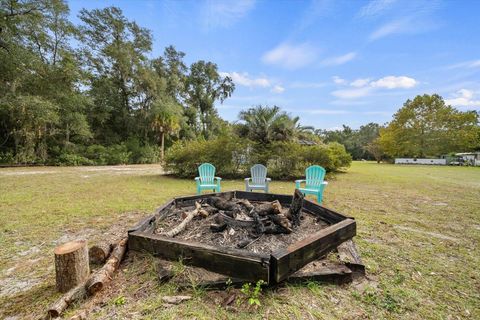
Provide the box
[271,218,356,283]
[174,191,235,207]
[337,239,365,278]
[128,199,175,234]
[234,191,293,205]
[128,231,270,282]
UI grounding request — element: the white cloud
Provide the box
[370,76,417,89]
[220,72,270,88]
[289,81,328,89]
[445,89,480,108]
[447,60,480,70]
[350,78,371,87]
[332,87,373,99]
[369,18,411,40]
[271,85,285,94]
[332,76,346,84]
[321,52,357,66]
[201,0,256,29]
[332,75,418,99]
[307,109,349,115]
[262,42,318,69]
[358,0,397,18]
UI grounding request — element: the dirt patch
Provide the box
[393,225,459,242]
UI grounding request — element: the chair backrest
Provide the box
[305,165,326,189]
[198,163,215,184]
[250,164,267,185]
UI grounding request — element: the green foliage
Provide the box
[113,295,126,306]
[240,280,265,306]
[319,123,382,160]
[379,94,480,157]
[56,153,94,166]
[165,138,351,179]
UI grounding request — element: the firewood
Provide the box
[289,189,304,227]
[48,284,87,318]
[162,202,201,237]
[89,242,113,264]
[209,197,240,211]
[270,213,292,233]
[85,237,128,295]
[161,295,192,304]
[54,240,90,293]
[210,223,227,232]
[254,200,283,216]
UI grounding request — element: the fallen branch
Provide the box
[85,237,128,295]
[162,202,201,237]
[48,284,87,318]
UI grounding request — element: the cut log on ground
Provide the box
[289,189,304,227]
[54,240,90,293]
[161,295,192,304]
[48,284,87,318]
[162,202,201,237]
[85,237,128,295]
[88,242,113,264]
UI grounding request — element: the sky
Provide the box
[67,0,480,130]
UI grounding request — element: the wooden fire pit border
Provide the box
[128,190,358,284]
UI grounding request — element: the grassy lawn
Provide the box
[1,162,479,319]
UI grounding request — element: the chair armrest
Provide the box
[215,177,222,181]
[295,179,305,189]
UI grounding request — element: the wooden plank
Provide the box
[286,261,353,285]
[337,239,365,278]
[271,218,356,283]
[303,199,351,224]
[128,231,270,283]
[234,191,293,205]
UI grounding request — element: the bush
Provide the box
[56,153,94,166]
[104,144,131,165]
[165,136,250,178]
[125,138,160,164]
[165,138,351,179]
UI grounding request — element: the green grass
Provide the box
[1,163,479,319]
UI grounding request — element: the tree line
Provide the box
[1,1,478,166]
[1,1,233,165]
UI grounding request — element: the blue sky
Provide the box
[68,0,480,130]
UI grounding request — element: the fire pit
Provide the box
[128,190,360,285]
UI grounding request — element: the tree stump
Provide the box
[54,240,90,293]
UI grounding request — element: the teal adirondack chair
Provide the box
[245,164,271,192]
[195,163,221,194]
[295,165,328,203]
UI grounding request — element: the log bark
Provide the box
[162,202,201,237]
[289,189,304,227]
[255,200,282,216]
[85,237,128,295]
[54,240,90,293]
[48,284,87,318]
[88,242,113,265]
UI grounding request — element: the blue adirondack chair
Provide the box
[195,163,221,194]
[295,165,328,203]
[245,164,271,192]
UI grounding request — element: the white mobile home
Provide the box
[394,158,447,165]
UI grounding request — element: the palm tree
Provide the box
[238,105,308,144]
[149,99,183,159]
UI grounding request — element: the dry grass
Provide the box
[0,162,479,319]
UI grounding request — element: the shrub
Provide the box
[84,144,108,165]
[165,136,250,178]
[125,138,160,164]
[56,153,94,166]
[105,144,131,165]
[165,138,351,179]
